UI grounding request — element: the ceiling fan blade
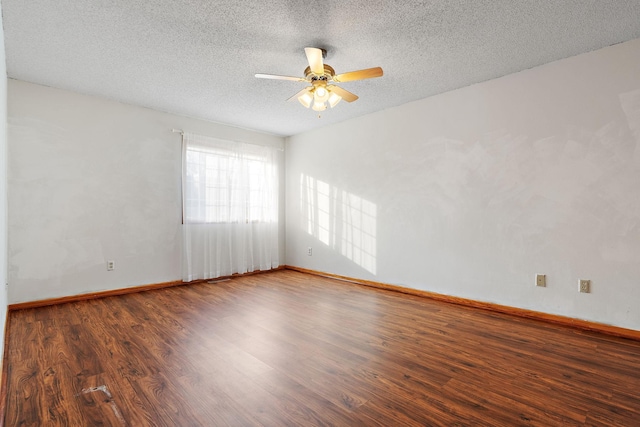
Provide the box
[328,85,358,102]
[333,67,383,83]
[304,47,324,75]
[255,73,306,82]
[286,87,312,102]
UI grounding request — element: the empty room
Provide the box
[1,1,640,426]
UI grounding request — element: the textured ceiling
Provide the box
[3,1,640,137]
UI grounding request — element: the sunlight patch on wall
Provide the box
[300,174,377,275]
[620,89,640,155]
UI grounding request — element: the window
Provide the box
[181,132,280,281]
[182,134,278,224]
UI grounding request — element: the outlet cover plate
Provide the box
[579,279,590,293]
[536,274,546,287]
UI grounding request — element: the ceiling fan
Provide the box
[255,47,383,112]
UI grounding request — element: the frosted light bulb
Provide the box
[328,92,342,108]
[298,91,313,108]
[314,86,330,103]
[312,101,327,111]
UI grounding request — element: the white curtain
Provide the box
[182,132,279,281]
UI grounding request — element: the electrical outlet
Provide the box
[579,279,590,293]
[107,260,115,271]
[307,247,312,256]
[536,274,546,287]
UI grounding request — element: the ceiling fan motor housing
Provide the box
[304,64,335,81]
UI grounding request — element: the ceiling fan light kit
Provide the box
[255,47,383,114]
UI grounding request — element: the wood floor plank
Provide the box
[6,358,45,427]
[252,370,370,426]
[128,371,210,427]
[4,270,640,425]
[173,370,263,427]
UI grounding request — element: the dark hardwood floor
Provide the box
[4,270,640,426]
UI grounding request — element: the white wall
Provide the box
[286,38,640,330]
[0,0,9,370]
[8,80,285,304]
